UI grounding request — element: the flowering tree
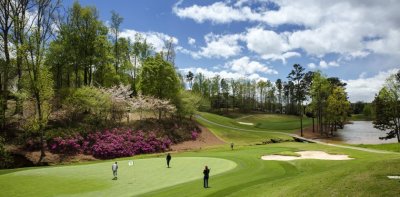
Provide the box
[102,85,176,121]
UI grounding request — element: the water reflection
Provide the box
[331,121,398,144]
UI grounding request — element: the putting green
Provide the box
[0,157,236,197]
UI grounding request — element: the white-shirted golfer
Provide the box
[112,162,118,179]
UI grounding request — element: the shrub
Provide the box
[84,128,172,159]
[191,131,199,140]
[63,86,111,123]
[0,137,13,169]
[24,138,42,151]
[48,134,83,155]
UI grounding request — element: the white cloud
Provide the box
[178,33,243,59]
[173,1,254,24]
[120,29,178,52]
[308,63,317,69]
[226,56,278,75]
[173,0,400,58]
[344,68,399,102]
[188,37,196,45]
[179,67,268,82]
[319,61,328,69]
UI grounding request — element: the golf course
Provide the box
[1,1,400,196]
[1,112,400,196]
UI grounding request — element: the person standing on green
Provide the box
[203,166,210,188]
[166,153,172,168]
[112,162,118,180]
[230,142,234,150]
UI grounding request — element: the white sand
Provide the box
[387,176,400,179]
[237,122,254,125]
[261,151,353,161]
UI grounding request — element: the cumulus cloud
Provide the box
[188,37,196,45]
[120,29,178,52]
[179,56,278,82]
[308,63,317,69]
[226,56,278,75]
[344,68,399,102]
[177,33,243,59]
[173,0,400,58]
[179,67,268,82]
[173,1,254,24]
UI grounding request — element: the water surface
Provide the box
[332,121,398,144]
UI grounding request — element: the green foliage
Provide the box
[64,86,111,122]
[362,103,373,118]
[326,86,351,125]
[0,136,13,169]
[139,54,180,100]
[176,91,202,118]
[373,74,400,141]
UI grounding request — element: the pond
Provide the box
[331,121,398,144]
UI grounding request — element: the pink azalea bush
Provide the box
[191,131,199,141]
[48,134,83,155]
[47,128,172,159]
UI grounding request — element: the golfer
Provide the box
[166,153,172,168]
[112,162,118,180]
[231,142,234,150]
[203,166,210,188]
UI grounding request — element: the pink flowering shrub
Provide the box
[48,134,83,155]
[191,131,199,141]
[47,128,172,159]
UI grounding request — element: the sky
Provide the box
[63,0,400,102]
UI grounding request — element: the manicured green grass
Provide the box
[239,114,312,130]
[2,143,400,197]
[0,157,236,197]
[143,143,400,197]
[2,112,400,196]
[199,112,311,132]
[197,112,293,144]
[355,143,400,153]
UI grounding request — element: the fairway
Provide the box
[0,157,237,197]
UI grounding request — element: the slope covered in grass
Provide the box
[238,114,312,130]
[196,112,293,144]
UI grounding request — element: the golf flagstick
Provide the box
[128,160,134,180]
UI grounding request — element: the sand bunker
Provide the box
[261,151,353,161]
[237,122,254,125]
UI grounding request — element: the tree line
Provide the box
[186,64,351,137]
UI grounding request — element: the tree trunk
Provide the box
[312,118,315,133]
[36,95,46,163]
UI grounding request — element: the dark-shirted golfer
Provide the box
[166,153,171,168]
[203,166,210,188]
[230,142,234,150]
[112,162,118,180]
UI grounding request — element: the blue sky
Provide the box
[63,0,400,102]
